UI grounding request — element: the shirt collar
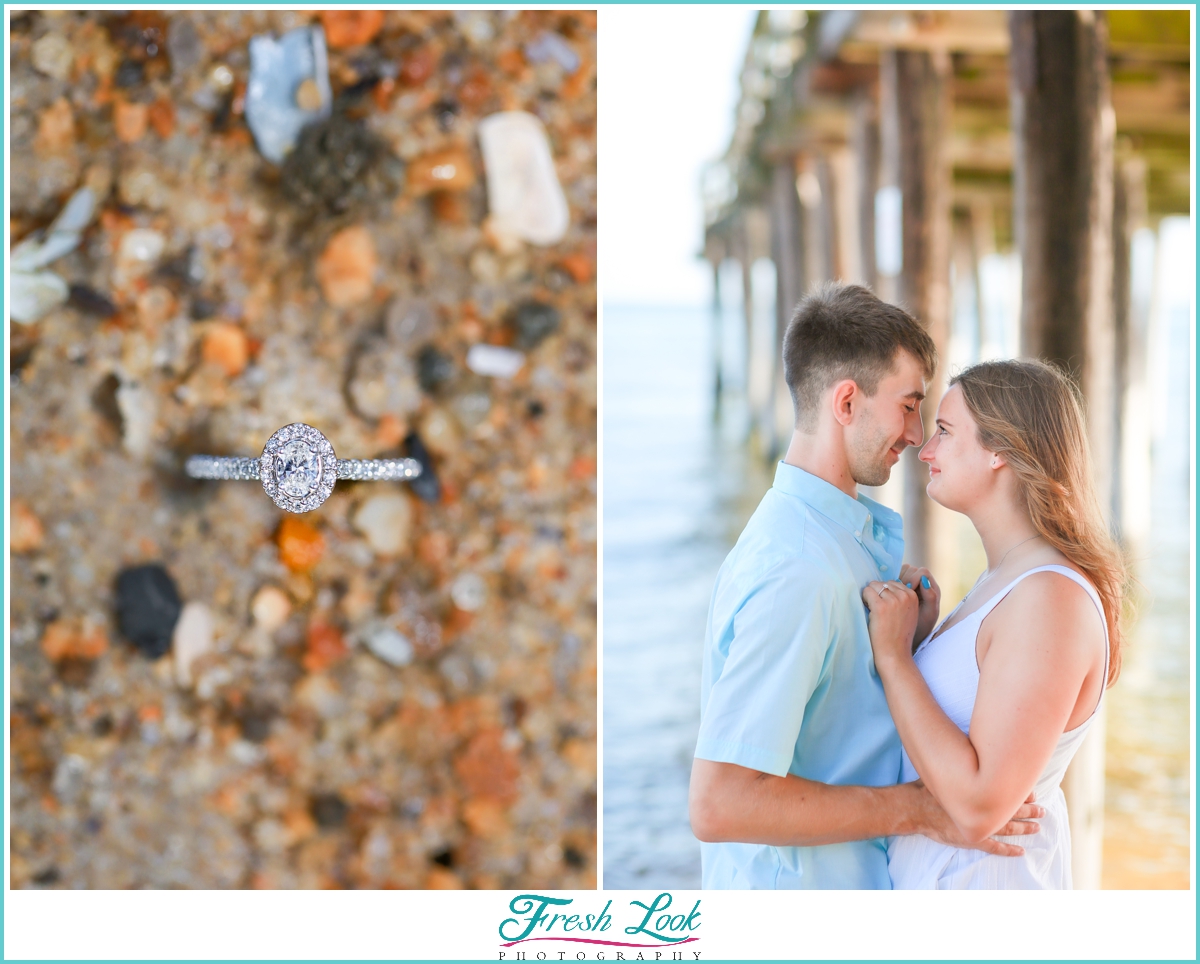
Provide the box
[772,461,903,544]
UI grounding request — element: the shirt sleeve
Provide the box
[694,557,835,777]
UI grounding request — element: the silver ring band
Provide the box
[185,422,422,513]
[876,585,889,597]
[184,456,421,483]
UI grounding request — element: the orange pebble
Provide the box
[40,619,108,663]
[148,97,175,139]
[559,253,593,283]
[137,703,163,724]
[399,46,436,86]
[202,322,250,377]
[35,97,75,154]
[375,413,406,449]
[407,149,476,195]
[278,517,326,572]
[114,98,148,143]
[496,48,525,77]
[316,225,377,308]
[568,456,596,481]
[11,500,45,553]
[453,728,520,803]
[320,10,386,48]
[425,867,465,889]
[302,620,348,673]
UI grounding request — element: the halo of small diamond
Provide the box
[260,423,337,513]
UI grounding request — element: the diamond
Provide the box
[276,439,321,498]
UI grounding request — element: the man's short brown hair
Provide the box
[784,282,938,432]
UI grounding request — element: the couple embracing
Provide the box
[689,282,1125,890]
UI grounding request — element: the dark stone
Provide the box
[433,98,459,132]
[84,815,104,835]
[32,866,60,885]
[404,432,441,503]
[310,792,348,828]
[92,714,114,737]
[114,564,183,659]
[57,657,97,688]
[68,284,118,318]
[563,845,585,869]
[526,399,545,419]
[416,345,455,394]
[114,59,145,87]
[512,301,560,349]
[239,704,274,743]
[91,374,123,438]
[210,91,234,133]
[154,247,202,289]
[430,848,454,868]
[279,112,401,219]
[189,294,220,320]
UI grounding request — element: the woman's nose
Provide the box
[919,436,936,462]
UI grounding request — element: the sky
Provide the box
[600,6,756,307]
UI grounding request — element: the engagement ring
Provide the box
[185,422,421,513]
[876,585,889,597]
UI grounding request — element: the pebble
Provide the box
[407,148,476,195]
[277,517,325,573]
[135,286,175,328]
[40,618,108,663]
[303,620,349,673]
[416,345,456,395]
[167,15,203,78]
[148,99,175,139]
[320,10,385,48]
[478,111,569,245]
[114,99,148,143]
[115,564,183,660]
[251,585,291,633]
[404,432,441,503]
[348,339,420,419]
[67,284,118,319]
[450,573,487,612]
[419,408,461,457]
[315,225,376,308]
[354,493,412,557]
[11,501,45,553]
[361,620,414,667]
[31,32,74,81]
[11,271,68,325]
[524,31,581,74]
[513,300,561,348]
[245,25,332,164]
[34,98,75,154]
[466,343,525,379]
[202,322,250,377]
[172,601,214,689]
[310,792,348,828]
[118,228,165,265]
[386,297,438,347]
[453,728,520,802]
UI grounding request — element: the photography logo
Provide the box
[498,893,702,960]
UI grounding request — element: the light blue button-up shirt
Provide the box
[695,461,905,889]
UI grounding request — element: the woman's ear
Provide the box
[988,452,1007,470]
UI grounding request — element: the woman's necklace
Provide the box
[963,533,1042,603]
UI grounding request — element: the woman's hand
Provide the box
[899,564,941,648]
[862,580,919,670]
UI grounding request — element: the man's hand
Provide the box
[907,781,1042,857]
[899,564,941,648]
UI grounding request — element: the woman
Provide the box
[862,359,1126,889]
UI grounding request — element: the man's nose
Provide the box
[905,410,925,448]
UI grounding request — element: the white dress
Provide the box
[887,564,1109,889]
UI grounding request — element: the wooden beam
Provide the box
[1010,9,1116,889]
[880,47,953,569]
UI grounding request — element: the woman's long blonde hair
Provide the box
[952,359,1126,685]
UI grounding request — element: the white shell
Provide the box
[478,111,570,246]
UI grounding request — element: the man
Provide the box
[688,282,1041,889]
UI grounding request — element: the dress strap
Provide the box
[975,564,1111,687]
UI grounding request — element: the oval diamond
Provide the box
[275,439,321,498]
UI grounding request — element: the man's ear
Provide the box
[830,379,858,427]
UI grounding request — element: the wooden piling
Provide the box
[1010,9,1116,889]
